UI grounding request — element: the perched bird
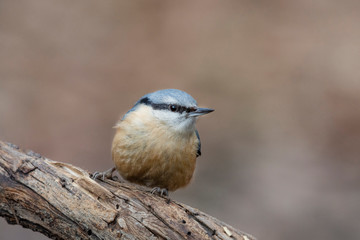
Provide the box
[93,89,213,196]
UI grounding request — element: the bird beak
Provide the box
[189,107,214,117]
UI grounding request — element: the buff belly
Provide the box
[111,107,199,191]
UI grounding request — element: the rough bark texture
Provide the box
[0,140,256,240]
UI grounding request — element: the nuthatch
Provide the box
[93,89,214,196]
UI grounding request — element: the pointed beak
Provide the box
[188,107,214,117]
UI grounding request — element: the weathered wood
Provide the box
[0,140,256,240]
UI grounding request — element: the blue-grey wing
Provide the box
[195,129,201,157]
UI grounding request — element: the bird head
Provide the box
[131,89,214,133]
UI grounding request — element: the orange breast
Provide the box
[111,105,199,191]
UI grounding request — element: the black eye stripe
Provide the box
[167,104,197,113]
[139,97,196,113]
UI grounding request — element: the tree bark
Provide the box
[0,140,256,240]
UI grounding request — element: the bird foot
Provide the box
[151,187,169,197]
[92,167,116,181]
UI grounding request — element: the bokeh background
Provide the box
[1,1,360,239]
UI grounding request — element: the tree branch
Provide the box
[0,140,255,240]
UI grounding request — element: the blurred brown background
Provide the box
[1,1,360,239]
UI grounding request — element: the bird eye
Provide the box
[169,105,178,112]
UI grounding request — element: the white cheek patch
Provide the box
[152,110,178,122]
[152,109,196,133]
[174,118,196,133]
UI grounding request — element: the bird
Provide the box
[93,89,214,196]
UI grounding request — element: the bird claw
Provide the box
[151,187,169,197]
[92,167,116,181]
